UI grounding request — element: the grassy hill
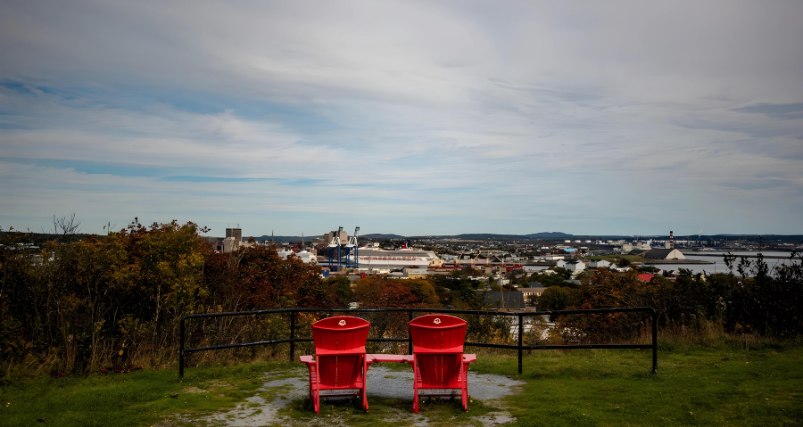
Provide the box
[2,345,801,426]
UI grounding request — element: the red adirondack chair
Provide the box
[299,316,371,413]
[409,314,477,413]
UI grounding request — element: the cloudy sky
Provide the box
[1,0,802,237]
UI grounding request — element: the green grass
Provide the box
[2,347,802,426]
[0,361,298,427]
[472,347,803,426]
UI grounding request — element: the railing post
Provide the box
[407,310,413,355]
[290,310,295,363]
[179,316,185,378]
[517,314,523,375]
[652,309,658,374]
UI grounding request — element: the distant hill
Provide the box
[525,232,573,238]
[215,232,803,244]
[252,235,317,243]
[361,233,407,240]
[452,233,526,240]
[250,233,408,242]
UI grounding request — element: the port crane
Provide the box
[327,226,360,271]
[345,227,359,269]
[327,226,343,271]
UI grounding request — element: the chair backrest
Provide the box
[311,316,370,388]
[415,353,463,387]
[409,314,467,354]
[312,316,370,355]
[318,354,364,387]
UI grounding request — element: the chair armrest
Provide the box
[463,354,477,364]
[299,355,315,365]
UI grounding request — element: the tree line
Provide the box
[2,219,800,376]
[535,253,802,343]
[0,220,486,375]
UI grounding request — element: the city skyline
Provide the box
[2,1,803,235]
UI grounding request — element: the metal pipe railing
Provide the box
[179,307,658,377]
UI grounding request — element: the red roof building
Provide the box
[638,273,655,282]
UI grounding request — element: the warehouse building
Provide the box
[644,249,685,260]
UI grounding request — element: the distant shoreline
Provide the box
[646,259,714,265]
[683,253,792,260]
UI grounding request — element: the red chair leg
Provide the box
[412,359,420,413]
[462,361,469,411]
[362,386,368,411]
[362,357,369,411]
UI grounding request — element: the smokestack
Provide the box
[670,231,674,249]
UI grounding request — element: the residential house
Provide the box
[589,260,611,268]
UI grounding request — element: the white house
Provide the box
[589,260,611,269]
[519,287,548,298]
[519,287,548,305]
[564,259,585,272]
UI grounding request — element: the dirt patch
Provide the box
[191,365,522,426]
[474,411,518,426]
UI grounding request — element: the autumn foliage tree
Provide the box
[352,277,421,308]
[0,220,337,374]
[2,220,801,376]
[557,254,803,343]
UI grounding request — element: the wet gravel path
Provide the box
[365,365,524,400]
[189,364,523,426]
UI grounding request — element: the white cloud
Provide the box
[1,0,802,235]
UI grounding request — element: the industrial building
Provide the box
[218,228,256,253]
[644,249,685,260]
[321,227,441,271]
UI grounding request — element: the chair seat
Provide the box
[413,346,464,354]
[317,383,365,390]
[366,354,414,364]
[315,346,367,356]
